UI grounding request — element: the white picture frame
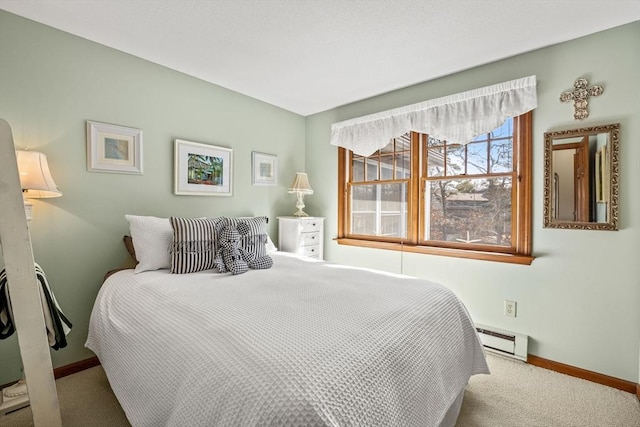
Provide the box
[86,121,143,174]
[174,139,233,196]
[252,152,278,186]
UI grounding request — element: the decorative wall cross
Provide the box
[560,77,604,120]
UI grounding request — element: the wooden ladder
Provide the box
[0,118,62,426]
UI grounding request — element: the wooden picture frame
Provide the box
[174,139,232,196]
[595,146,607,203]
[86,121,143,174]
[251,152,278,186]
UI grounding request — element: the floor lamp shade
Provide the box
[16,151,62,199]
[16,150,62,220]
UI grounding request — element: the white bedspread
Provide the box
[86,252,488,427]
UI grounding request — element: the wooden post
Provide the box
[0,118,62,426]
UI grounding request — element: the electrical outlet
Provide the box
[504,300,517,318]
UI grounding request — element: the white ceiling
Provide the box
[1,1,638,116]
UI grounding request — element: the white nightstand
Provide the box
[278,216,325,260]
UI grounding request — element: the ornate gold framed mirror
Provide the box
[543,123,619,230]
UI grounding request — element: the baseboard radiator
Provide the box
[475,323,528,362]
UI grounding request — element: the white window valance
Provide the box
[330,75,537,157]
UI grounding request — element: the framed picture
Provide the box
[174,139,233,196]
[252,152,278,186]
[86,121,143,174]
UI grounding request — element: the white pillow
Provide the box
[265,234,277,253]
[125,215,173,273]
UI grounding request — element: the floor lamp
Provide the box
[0,150,62,416]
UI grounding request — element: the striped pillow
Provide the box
[223,216,269,260]
[169,217,223,274]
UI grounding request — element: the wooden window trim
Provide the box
[334,238,534,265]
[337,112,534,265]
[514,111,533,255]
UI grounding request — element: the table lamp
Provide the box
[288,172,313,217]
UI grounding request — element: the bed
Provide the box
[86,247,488,427]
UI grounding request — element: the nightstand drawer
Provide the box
[300,231,320,246]
[278,216,325,260]
[300,245,320,257]
[300,219,322,233]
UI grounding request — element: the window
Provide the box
[337,112,533,264]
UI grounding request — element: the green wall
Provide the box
[306,21,640,383]
[0,11,305,384]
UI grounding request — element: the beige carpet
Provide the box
[457,354,640,427]
[1,353,639,426]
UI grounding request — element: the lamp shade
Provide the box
[16,150,62,198]
[288,172,313,195]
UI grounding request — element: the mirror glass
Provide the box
[543,123,619,230]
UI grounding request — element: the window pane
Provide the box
[425,177,512,247]
[446,144,465,176]
[380,139,395,153]
[466,141,488,175]
[351,183,407,238]
[352,157,364,182]
[427,146,445,177]
[395,152,410,179]
[352,212,376,235]
[366,158,379,181]
[352,185,377,212]
[381,214,403,237]
[427,135,444,147]
[492,117,513,139]
[396,134,411,152]
[472,132,489,143]
[490,139,513,173]
[380,154,394,180]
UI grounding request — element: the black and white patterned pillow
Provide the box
[169,217,223,274]
[222,216,269,260]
